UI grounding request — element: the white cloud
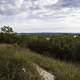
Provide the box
[0,0,80,33]
[36,0,59,7]
[15,0,24,8]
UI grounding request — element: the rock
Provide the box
[36,65,55,80]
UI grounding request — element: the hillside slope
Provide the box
[0,44,80,80]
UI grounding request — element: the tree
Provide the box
[1,26,13,33]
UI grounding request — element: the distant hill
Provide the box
[17,32,80,36]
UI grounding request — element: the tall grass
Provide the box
[15,45,80,80]
[0,44,42,80]
[0,44,80,80]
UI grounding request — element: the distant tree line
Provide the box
[0,26,80,63]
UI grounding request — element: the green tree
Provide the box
[1,26,13,33]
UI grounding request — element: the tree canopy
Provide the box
[1,26,13,33]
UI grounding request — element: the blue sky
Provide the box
[0,0,80,33]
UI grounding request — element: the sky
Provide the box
[0,0,80,33]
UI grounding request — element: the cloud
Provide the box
[0,0,79,18]
[59,0,80,8]
[0,0,80,32]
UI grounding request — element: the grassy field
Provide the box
[0,44,80,80]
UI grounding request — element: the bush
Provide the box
[27,35,80,62]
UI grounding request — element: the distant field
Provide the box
[0,44,80,80]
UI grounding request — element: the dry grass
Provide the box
[0,44,42,80]
[0,44,80,80]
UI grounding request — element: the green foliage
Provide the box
[1,26,13,33]
[0,25,80,80]
[0,31,80,62]
[0,26,19,44]
[0,44,42,80]
[0,33,19,44]
[27,35,80,62]
[0,44,79,80]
